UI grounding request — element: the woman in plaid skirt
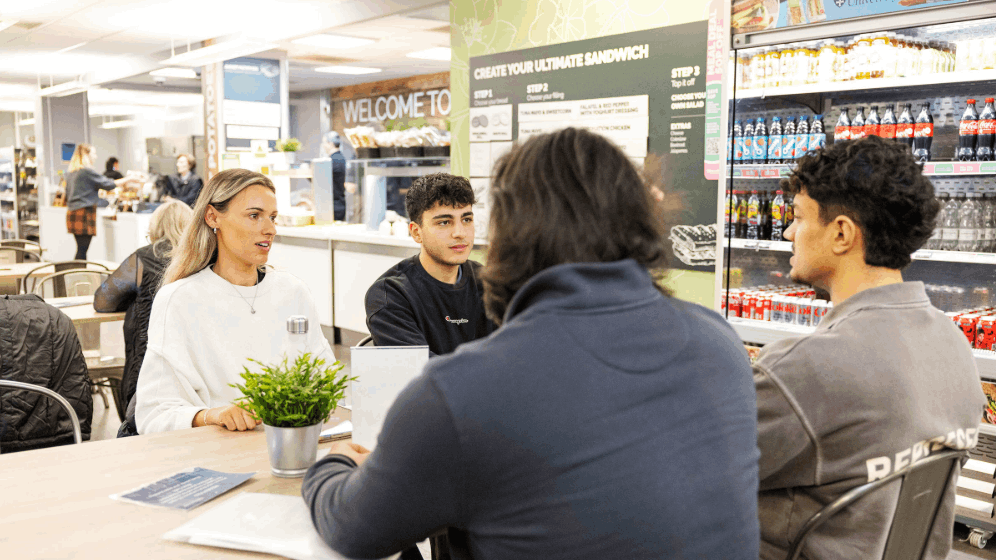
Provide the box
[65,144,139,259]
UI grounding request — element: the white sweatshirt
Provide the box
[136,266,336,434]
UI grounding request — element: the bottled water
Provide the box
[957,192,979,252]
[982,192,996,252]
[939,193,961,251]
[927,192,948,249]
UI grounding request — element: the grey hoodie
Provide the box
[754,281,985,560]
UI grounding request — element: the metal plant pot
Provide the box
[263,422,322,478]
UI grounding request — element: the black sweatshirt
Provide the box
[364,255,496,356]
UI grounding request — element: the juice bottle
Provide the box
[765,48,781,89]
[771,190,786,241]
[736,190,748,238]
[856,35,873,80]
[746,190,761,241]
[870,32,888,79]
[817,40,836,84]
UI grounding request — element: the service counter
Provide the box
[273,224,487,333]
[39,206,152,264]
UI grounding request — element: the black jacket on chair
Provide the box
[0,294,92,452]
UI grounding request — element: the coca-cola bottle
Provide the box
[864,105,880,138]
[913,102,934,163]
[834,109,851,143]
[896,103,915,150]
[958,99,980,162]
[879,105,897,140]
[851,107,866,140]
[979,98,996,162]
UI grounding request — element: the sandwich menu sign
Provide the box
[732,0,971,33]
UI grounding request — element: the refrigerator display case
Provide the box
[721,2,996,546]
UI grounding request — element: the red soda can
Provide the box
[745,293,757,319]
[721,290,728,315]
[958,314,980,347]
[754,295,766,320]
[730,290,742,317]
[784,297,798,324]
[762,297,772,321]
[978,316,996,350]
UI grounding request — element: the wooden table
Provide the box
[48,295,127,326]
[0,409,352,558]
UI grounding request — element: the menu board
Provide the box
[468,23,714,270]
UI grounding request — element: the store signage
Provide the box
[343,89,451,124]
[223,56,280,147]
[731,0,971,33]
[469,22,715,272]
[224,57,280,104]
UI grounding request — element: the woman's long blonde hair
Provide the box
[161,169,275,287]
[148,200,193,258]
[68,144,95,172]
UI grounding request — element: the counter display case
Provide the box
[346,157,450,230]
[721,4,996,546]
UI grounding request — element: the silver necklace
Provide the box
[232,280,260,314]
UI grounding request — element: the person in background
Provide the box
[754,136,985,560]
[136,169,335,434]
[364,172,495,356]
[163,153,203,207]
[94,200,193,422]
[104,157,123,180]
[65,144,139,260]
[304,128,760,560]
[321,131,347,221]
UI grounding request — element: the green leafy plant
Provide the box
[276,138,302,152]
[230,354,354,428]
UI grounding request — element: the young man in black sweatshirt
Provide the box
[364,173,496,356]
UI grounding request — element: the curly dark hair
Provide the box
[405,173,476,224]
[483,127,670,325]
[783,135,939,270]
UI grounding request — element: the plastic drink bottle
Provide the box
[896,103,915,149]
[939,193,961,250]
[913,103,934,163]
[879,105,897,140]
[754,117,768,164]
[746,190,760,240]
[743,119,755,163]
[958,99,980,161]
[768,117,783,164]
[927,192,948,249]
[978,98,995,161]
[771,190,786,241]
[834,109,851,143]
[794,116,809,159]
[864,105,880,137]
[782,117,796,161]
[808,114,826,152]
[737,190,748,238]
[733,120,745,162]
[851,107,866,140]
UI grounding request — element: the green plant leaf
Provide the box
[230,353,355,428]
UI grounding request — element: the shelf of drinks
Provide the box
[727,316,996,378]
[727,238,996,264]
[726,162,996,179]
[735,70,996,100]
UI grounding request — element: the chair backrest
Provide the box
[0,379,82,452]
[358,335,374,347]
[0,246,43,264]
[0,239,43,254]
[20,260,109,294]
[33,269,112,299]
[786,449,966,560]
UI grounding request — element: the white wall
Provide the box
[89,122,122,173]
[0,112,16,147]
[112,105,203,173]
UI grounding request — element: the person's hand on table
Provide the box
[195,405,261,431]
[327,441,371,465]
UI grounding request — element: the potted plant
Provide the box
[275,137,302,165]
[231,353,354,478]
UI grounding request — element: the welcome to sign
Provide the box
[331,72,451,130]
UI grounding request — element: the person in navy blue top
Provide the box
[304,128,760,560]
[163,154,203,207]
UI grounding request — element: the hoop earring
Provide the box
[213,227,217,234]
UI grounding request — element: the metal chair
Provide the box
[20,260,109,295]
[0,246,43,265]
[0,379,82,453]
[32,269,111,299]
[0,239,44,255]
[786,449,967,560]
[358,335,374,346]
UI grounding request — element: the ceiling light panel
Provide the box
[406,47,451,61]
[292,34,375,49]
[314,65,382,75]
[150,67,199,79]
[164,37,277,67]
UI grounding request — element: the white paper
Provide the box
[164,493,353,560]
[350,346,429,450]
[469,142,492,178]
[490,141,514,169]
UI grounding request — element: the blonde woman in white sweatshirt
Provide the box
[136,169,336,434]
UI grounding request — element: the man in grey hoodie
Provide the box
[302,127,761,560]
[755,135,985,559]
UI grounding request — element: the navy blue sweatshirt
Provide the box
[365,255,496,356]
[305,260,760,560]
